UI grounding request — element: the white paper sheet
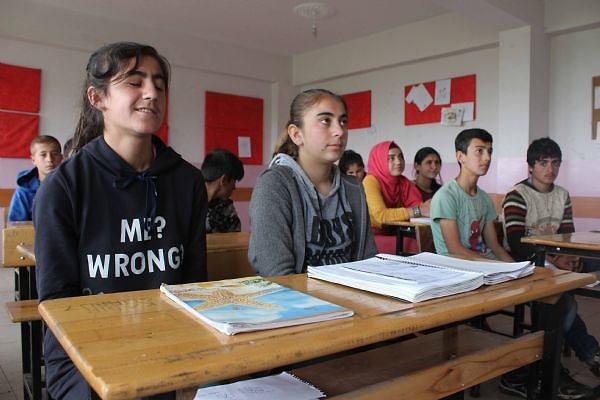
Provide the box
[451,102,474,121]
[406,84,433,112]
[238,136,251,158]
[194,372,324,400]
[434,79,451,105]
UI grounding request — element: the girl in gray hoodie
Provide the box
[249,89,377,276]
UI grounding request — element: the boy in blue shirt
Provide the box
[8,135,62,221]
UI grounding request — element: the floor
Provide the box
[0,265,599,400]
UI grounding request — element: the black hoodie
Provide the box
[33,135,207,399]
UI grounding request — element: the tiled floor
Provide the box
[0,264,598,400]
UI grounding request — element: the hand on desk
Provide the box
[547,253,583,272]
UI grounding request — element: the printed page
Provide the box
[194,372,324,400]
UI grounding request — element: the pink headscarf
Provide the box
[367,141,422,208]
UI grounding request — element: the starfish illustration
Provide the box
[178,288,282,312]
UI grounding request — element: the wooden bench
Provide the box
[177,325,544,399]
[4,299,44,400]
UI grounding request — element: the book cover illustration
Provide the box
[160,276,353,334]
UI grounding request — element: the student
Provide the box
[413,146,442,201]
[249,89,377,276]
[201,148,244,233]
[338,149,366,181]
[7,135,62,221]
[430,128,511,261]
[363,141,428,254]
[500,138,598,398]
[33,42,207,400]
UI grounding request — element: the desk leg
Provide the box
[534,249,546,267]
[534,295,566,400]
[395,229,404,255]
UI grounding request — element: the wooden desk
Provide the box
[521,231,600,298]
[38,269,592,400]
[206,232,253,280]
[383,219,433,255]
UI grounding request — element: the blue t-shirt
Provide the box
[430,179,497,258]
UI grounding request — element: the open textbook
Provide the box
[160,277,353,335]
[307,252,534,303]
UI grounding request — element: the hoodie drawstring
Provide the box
[113,172,158,235]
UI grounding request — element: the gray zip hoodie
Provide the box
[249,154,377,276]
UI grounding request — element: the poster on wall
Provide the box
[0,112,39,158]
[0,62,41,157]
[0,63,41,113]
[404,74,476,126]
[205,91,263,165]
[342,90,371,129]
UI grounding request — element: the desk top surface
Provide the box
[206,231,249,253]
[38,268,593,400]
[383,218,431,228]
[521,231,600,250]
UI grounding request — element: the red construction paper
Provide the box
[343,91,371,129]
[0,111,39,158]
[0,63,41,113]
[404,74,476,126]
[205,91,263,165]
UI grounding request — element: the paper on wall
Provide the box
[451,102,474,121]
[406,84,433,112]
[434,79,451,105]
[238,136,251,158]
[595,86,600,109]
[441,107,463,126]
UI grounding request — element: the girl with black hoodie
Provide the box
[33,42,208,400]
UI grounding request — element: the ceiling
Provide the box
[24,0,452,56]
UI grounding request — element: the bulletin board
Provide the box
[0,112,39,158]
[404,74,476,126]
[593,75,600,140]
[0,62,41,157]
[342,90,371,129]
[205,91,263,165]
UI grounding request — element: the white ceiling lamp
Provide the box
[293,2,334,38]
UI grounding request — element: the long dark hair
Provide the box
[413,146,442,189]
[273,88,347,159]
[72,42,171,153]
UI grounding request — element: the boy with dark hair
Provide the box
[430,128,511,261]
[8,135,62,221]
[201,148,245,233]
[500,137,598,398]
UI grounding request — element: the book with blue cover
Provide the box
[160,276,353,335]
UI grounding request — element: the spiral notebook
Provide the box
[193,371,325,400]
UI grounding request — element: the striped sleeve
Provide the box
[557,194,575,234]
[502,189,534,260]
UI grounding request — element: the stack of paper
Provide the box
[307,253,533,303]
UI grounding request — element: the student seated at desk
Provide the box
[430,128,511,261]
[413,146,442,201]
[501,138,598,398]
[363,140,429,254]
[431,130,590,399]
[249,89,377,276]
[33,42,207,400]
[201,148,244,233]
[8,135,62,222]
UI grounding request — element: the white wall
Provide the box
[548,26,600,161]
